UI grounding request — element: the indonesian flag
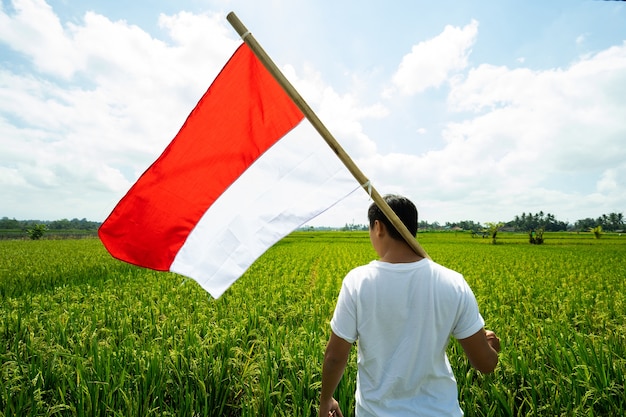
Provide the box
[99,43,359,298]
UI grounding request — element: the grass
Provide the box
[0,232,625,416]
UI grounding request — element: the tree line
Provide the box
[3,211,625,235]
[0,217,101,231]
[423,211,624,233]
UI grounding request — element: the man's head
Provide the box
[368,194,418,241]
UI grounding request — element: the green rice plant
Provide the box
[0,232,624,416]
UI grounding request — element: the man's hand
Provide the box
[319,397,343,417]
[320,332,352,416]
[485,329,501,352]
[458,328,500,373]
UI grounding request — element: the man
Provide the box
[319,195,500,416]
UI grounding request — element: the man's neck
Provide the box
[378,241,424,263]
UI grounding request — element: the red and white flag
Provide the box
[99,43,359,298]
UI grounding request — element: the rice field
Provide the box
[1,232,625,416]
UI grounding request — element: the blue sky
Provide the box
[1,0,625,226]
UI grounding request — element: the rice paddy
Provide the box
[1,231,624,416]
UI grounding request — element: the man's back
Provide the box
[331,259,484,416]
[318,195,500,417]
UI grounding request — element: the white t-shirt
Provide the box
[330,259,484,416]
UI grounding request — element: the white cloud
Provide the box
[596,166,625,194]
[0,3,243,219]
[283,64,386,159]
[368,41,626,223]
[447,41,626,174]
[0,0,80,78]
[390,20,478,96]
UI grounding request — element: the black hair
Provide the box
[368,194,418,241]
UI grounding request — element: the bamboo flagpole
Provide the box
[226,12,430,260]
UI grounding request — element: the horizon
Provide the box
[2,208,622,228]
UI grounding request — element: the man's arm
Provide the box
[319,331,352,417]
[458,328,500,374]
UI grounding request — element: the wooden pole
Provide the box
[226,12,430,260]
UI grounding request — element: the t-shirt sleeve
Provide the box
[451,278,485,340]
[330,277,358,344]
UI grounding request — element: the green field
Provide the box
[1,232,625,416]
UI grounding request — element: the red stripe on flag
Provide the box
[99,43,305,270]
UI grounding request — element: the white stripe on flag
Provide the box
[170,120,360,298]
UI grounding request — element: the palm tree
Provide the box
[485,222,504,244]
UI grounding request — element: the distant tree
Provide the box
[49,218,72,230]
[445,220,483,232]
[529,227,544,244]
[508,211,568,232]
[591,225,603,239]
[574,217,595,232]
[418,220,442,231]
[485,222,504,244]
[0,217,20,229]
[606,212,624,231]
[26,224,47,240]
[341,222,367,231]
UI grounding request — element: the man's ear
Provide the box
[374,219,386,236]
